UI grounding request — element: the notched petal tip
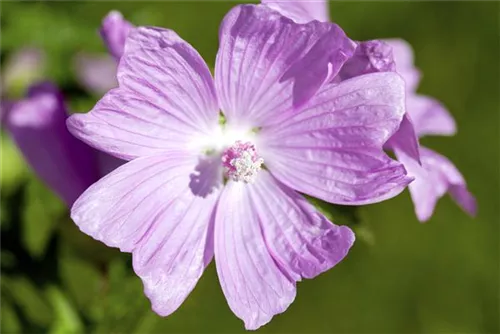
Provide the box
[338,225,356,250]
[241,287,297,331]
[65,113,87,140]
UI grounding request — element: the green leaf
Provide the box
[1,200,12,230]
[0,133,28,196]
[2,276,53,326]
[58,216,120,264]
[1,251,17,269]
[59,242,103,320]
[46,286,84,334]
[22,176,66,258]
[306,195,376,245]
[93,258,151,333]
[1,298,22,333]
[68,97,99,115]
[306,195,361,226]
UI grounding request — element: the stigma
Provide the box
[221,141,264,183]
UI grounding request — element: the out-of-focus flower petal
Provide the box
[73,52,118,95]
[261,0,329,23]
[214,172,296,330]
[397,146,476,222]
[71,151,221,315]
[67,27,219,161]
[384,38,421,92]
[5,82,99,206]
[1,100,14,124]
[100,11,134,61]
[406,95,457,137]
[385,113,421,163]
[215,4,355,127]
[260,72,412,205]
[247,171,355,281]
[336,40,396,81]
[2,47,46,96]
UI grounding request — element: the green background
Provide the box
[1,1,498,333]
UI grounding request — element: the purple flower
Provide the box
[74,11,133,95]
[67,5,410,329]
[263,0,476,222]
[385,39,476,221]
[4,82,123,206]
[100,10,134,61]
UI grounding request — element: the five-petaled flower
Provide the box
[67,4,411,330]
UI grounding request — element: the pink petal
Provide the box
[394,147,441,221]
[5,82,99,206]
[214,173,297,330]
[261,0,329,23]
[71,151,221,315]
[336,40,396,81]
[67,27,219,161]
[384,38,421,93]
[397,146,476,222]
[385,113,421,163]
[260,72,412,205]
[215,4,355,128]
[248,171,355,281]
[100,11,133,61]
[406,95,457,137]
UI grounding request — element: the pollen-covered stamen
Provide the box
[222,141,264,183]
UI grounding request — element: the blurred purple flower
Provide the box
[1,47,46,96]
[4,82,123,206]
[73,53,118,96]
[66,5,410,329]
[264,0,476,222]
[74,11,133,95]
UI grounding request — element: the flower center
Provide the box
[221,141,264,183]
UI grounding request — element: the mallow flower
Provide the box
[263,0,475,221]
[384,39,476,221]
[74,11,133,95]
[4,82,122,206]
[66,4,411,329]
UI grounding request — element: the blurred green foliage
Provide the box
[1,1,498,333]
